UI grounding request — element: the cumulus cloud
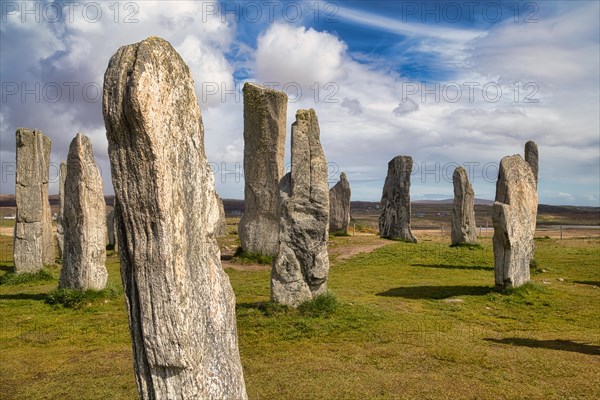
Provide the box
[0,0,237,195]
[255,23,347,88]
[340,98,363,115]
[393,99,420,116]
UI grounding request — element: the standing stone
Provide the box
[215,195,227,237]
[106,208,118,252]
[59,133,107,290]
[102,37,247,399]
[329,172,351,234]
[271,109,330,307]
[13,128,54,272]
[492,155,538,290]
[524,141,539,185]
[378,156,417,243]
[238,82,287,256]
[451,166,477,245]
[57,161,67,259]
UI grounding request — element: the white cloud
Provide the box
[255,23,347,88]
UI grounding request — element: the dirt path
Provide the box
[330,241,388,260]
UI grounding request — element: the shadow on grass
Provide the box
[0,293,47,301]
[0,265,14,273]
[574,281,600,287]
[412,263,493,271]
[485,338,600,356]
[377,285,494,299]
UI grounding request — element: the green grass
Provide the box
[231,247,273,265]
[45,285,123,309]
[1,234,599,399]
[0,267,55,285]
[330,229,351,237]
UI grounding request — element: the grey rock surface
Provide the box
[238,82,287,256]
[329,172,351,233]
[271,109,330,307]
[13,128,54,272]
[378,156,417,243]
[59,133,107,290]
[216,195,227,237]
[492,154,538,290]
[57,161,67,259]
[106,208,118,252]
[102,36,247,399]
[524,140,539,185]
[451,166,477,245]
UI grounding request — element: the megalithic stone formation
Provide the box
[329,172,351,234]
[56,161,67,259]
[492,155,538,290]
[451,166,477,245]
[215,194,227,237]
[271,109,330,307]
[103,36,247,399]
[238,82,287,256]
[106,208,118,252]
[378,155,417,243]
[59,133,108,291]
[524,140,539,185]
[13,128,54,272]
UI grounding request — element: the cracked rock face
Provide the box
[215,195,227,237]
[13,128,54,272]
[59,133,108,291]
[106,208,118,252]
[57,161,67,259]
[329,172,351,234]
[238,82,287,256]
[102,36,247,400]
[378,156,417,243]
[271,109,330,307]
[524,140,539,185]
[492,154,538,290]
[451,166,477,245]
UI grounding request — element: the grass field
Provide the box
[0,231,599,399]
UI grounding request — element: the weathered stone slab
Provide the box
[215,195,227,237]
[57,161,67,259]
[102,36,247,399]
[329,172,351,234]
[59,133,107,290]
[13,128,54,272]
[493,154,538,290]
[524,140,539,185]
[451,166,477,245]
[106,208,118,252]
[379,156,417,243]
[238,82,287,256]
[271,109,330,307]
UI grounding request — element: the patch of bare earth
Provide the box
[329,235,389,261]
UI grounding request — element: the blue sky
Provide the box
[1,0,599,206]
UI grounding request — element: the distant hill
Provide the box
[0,195,598,226]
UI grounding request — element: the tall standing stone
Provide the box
[451,166,477,245]
[13,128,54,272]
[271,109,330,307]
[59,133,107,290]
[106,208,118,252]
[329,172,351,234]
[103,37,247,399]
[379,156,417,243]
[524,141,539,185]
[238,82,287,256]
[492,155,538,290]
[56,161,67,259]
[215,195,227,237]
